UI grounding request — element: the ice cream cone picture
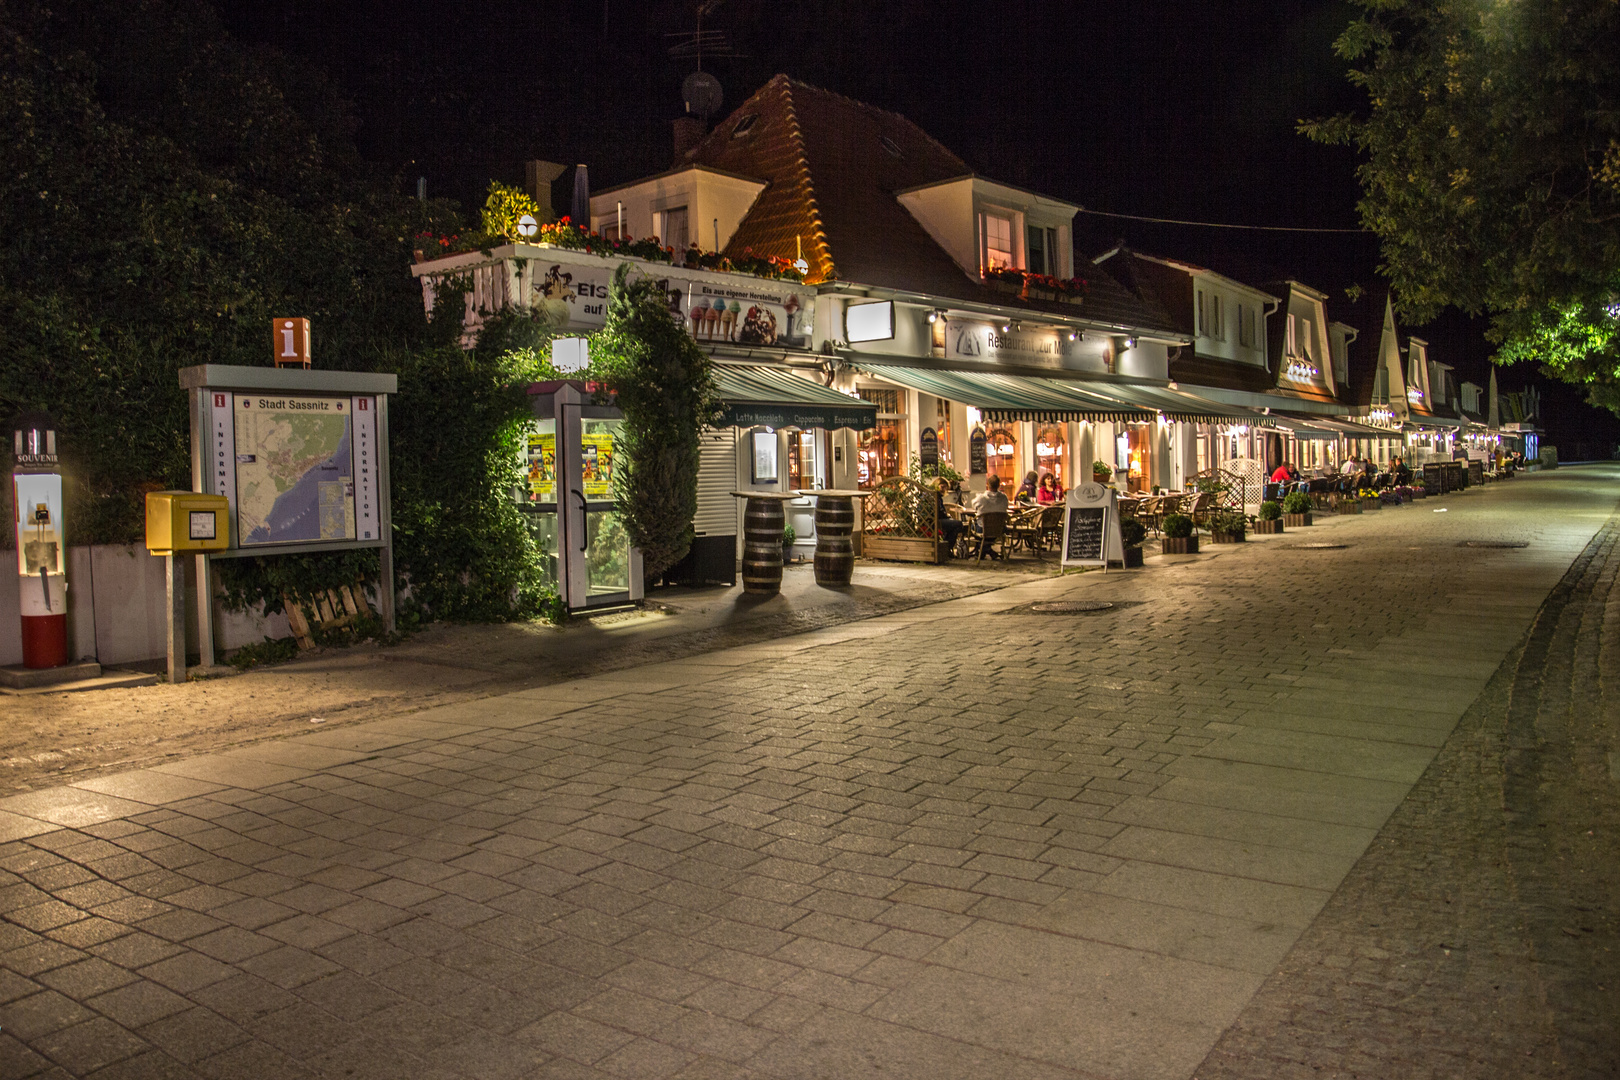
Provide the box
[727,300,743,340]
[718,303,734,340]
[703,304,720,339]
[690,299,708,338]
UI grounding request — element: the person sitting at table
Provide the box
[930,477,964,558]
[974,474,1009,514]
[1269,461,1297,484]
[1391,455,1412,485]
[1015,470,1040,503]
[1036,473,1060,504]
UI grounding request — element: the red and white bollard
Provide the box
[12,414,69,669]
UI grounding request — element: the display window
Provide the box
[1034,424,1066,489]
[986,427,1019,487]
[857,388,904,489]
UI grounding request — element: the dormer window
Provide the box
[879,134,903,158]
[982,213,1014,270]
[731,114,758,138]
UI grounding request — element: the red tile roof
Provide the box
[683,76,1179,336]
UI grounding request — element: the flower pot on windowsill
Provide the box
[1026,286,1056,301]
[1253,519,1284,535]
[1283,512,1312,528]
[1161,536,1199,555]
[988,279,1022,296]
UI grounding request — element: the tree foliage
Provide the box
[0,0,559,624]
[1306,0,1620,409]
[590,264,718,580]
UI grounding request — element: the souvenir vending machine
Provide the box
[11,413,68,668]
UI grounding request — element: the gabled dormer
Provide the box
[1406,336,1434,412]
[896,176,1077,282]
[1267,280,1336,400]
[590,165,767,254]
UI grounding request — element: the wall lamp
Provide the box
[926,309,948,324]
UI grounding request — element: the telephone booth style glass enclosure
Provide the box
[520,382,642,613]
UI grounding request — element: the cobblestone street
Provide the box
[1,468,1616,1080]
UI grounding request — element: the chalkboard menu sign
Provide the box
[968,427,987,475]
[920,427,939,467]
[1063,506,1107,565]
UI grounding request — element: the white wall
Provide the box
[897,179,978,278]
[1116,341,1170,381]
[590,168,766,251]
[1,545,292,668]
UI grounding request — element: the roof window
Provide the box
[879,134,903,158]
[732,115,758,138]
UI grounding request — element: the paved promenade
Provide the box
[1,468,1616,1079]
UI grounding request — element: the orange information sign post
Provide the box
[272,318,312,369]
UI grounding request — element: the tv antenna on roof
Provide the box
[666,0,745,73]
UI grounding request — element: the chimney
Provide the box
[525,160,567,223]
[673,117,704,164]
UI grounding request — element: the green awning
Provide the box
[852,362,1154,423]
[712,365,877,430]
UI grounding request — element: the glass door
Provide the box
[520,417,560,591]
[559,404,641,610]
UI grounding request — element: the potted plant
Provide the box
[1119,516,1146,568]
[1360,487,1381,510]
[1161,513,1198,554]
[1254,500,1284,534]
[1209,509,1246,543]
[782,523,796,564]
[1092,461,1113,484]
[1281,491,1312,528]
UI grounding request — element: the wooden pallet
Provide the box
[283,583,372,650]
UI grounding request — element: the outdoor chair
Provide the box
[1138,495,1163,536]
[1005,506,1044,554]
[974,511,1010,562]
[1183,491,1213,527]
[1036,505,1065,554]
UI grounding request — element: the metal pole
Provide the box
[376,394,396,635]
[188,387,216,667]
[165,553,186,684]
[194,553,214,669]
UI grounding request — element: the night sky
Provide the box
[218,0,1618,447]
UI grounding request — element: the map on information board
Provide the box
[233,395,355,545]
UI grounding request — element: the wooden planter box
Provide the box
[861,535,938,564]
[1362,498,1380,511]
[1121,547,1144,568]
[1283,512,1312,528]
[1211,530,1245,544]
[1338,501,1361,514]
[1253,519,1284,535]
[1161,536,1199,555]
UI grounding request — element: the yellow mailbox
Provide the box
[145,492,230,554]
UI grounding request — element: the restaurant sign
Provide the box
[949,320,1076,368]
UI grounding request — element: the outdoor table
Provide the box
[731,491,801,596]
[794,489,871,587]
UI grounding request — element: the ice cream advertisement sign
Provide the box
[685,282,812,350]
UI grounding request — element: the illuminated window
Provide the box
[658,206,689,251]
[982,214,1014,270]
[857,388,904,489]
[986,427,1018,487]
[1034,424,1067,488]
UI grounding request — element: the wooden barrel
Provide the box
[813,496,855,586]
[741,498,785,595]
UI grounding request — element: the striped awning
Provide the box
[852,363,1154,423]
[711,365,877,430]
[1070,382,1274,425]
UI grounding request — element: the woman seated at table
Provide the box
[930,478,965,557]
[1015,470,1040,503]
[1036,473,1061,505]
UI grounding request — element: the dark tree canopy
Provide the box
[1306,0,1620,410]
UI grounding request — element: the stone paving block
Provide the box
[71,773,226,808]
[33,1015,150,1074]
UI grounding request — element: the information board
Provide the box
[1061,483,1123,571]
